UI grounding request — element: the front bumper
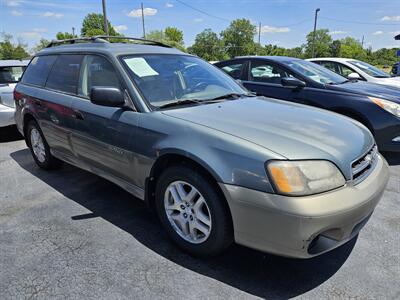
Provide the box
[219,154,389,258]
[0,104,15,127]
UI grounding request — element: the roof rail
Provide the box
[46,36,172,48]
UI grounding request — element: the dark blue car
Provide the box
[215,56,400,153]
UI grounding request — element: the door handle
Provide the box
[73,110,84,120]
[34,100,42,107]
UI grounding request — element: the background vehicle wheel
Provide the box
[26,120,63,170]
[155,165,233,257]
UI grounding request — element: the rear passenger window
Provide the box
[220,62,244,79]
[21,55,57,87]
[46,55,83,94]
[78,55,122,97]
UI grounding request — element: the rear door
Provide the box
[71,54,141,185]
[41,54,83,158]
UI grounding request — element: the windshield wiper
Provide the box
[157,93,253,109]
[157,98,206,109]
[209,93,253,101]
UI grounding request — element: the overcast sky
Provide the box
[1,0,399,50]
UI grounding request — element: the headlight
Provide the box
[369,97,400,118]
[266,160,345,196]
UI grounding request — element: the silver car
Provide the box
[14,37,389,258]
[308,58,400,89]
[0,60,29,127]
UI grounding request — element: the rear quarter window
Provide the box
[21,55,57,87]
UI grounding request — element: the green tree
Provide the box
[285,47,304,58]
[264,44,287,56]
[304,29,332,58]
[164,27,183,45]
[146,30,165,42]
[339,37,366,60]
[81,13,119,37]
[0,33,29,59]
[368,47,399,66]
[32,38,51,53]
[146,29,186,51]
[330,40,341,57]
[188,29,227,61]
[56,32,77,40]
[220,19,256,58]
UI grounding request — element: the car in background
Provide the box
[14,37,389,258]
[0,59,29,127]
[308,58,400,89]
[215,56,400,152]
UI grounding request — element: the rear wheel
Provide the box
[155,165,233,257]
[26,120,62,170]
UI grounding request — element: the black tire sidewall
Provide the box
[155,165,232,257]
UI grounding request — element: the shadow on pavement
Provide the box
[0,125,23,143]
[381,152,400,166]
[11,148,356,299]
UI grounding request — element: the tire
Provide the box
[155,165,233,257]
[26,120,63,170]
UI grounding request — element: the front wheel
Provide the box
[155,165,233,257]
[26,120,62,170]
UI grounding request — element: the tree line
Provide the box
[1,14,398,68]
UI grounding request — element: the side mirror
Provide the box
[281,77,306,89]
[347,72,361,80]
[90,87,125,107]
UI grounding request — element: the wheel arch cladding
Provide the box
[145,152,233,222]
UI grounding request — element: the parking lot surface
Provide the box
[0,130,399,299]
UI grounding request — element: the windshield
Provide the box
[286,60,348,84]
[0,66,25,84]
[349,60,390,78]
[121,55,247,108]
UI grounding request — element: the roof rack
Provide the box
[46,36,172,48]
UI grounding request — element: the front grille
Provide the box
[351,144,378,184]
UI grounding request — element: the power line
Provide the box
[175,0,312,28]
[320,16,400,26]
[175,0,231,23]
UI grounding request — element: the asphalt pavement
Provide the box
[0,128,399,299]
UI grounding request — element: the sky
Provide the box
[1,0,399,51]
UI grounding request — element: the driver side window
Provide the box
[250,61,295,84]
[78,55,122,98]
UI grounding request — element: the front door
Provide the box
[243,59,301,101]
[70,54,141,189]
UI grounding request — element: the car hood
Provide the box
[162,97,374,179]
[326,81,400,103]
[375,77,400,88]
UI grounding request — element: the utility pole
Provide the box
[72,27,75,37]
[141,2,146,38]
[361,35,365,48]
[102,0,109,36]
[258,22,261,44]
[311,8,320,58]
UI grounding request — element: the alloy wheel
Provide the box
[30,128,46,163]
[164,180,212,244]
